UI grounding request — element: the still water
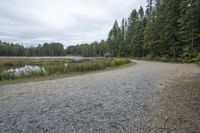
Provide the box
[1,65,47,78]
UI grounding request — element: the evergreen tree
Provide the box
[107,20,120,56]
[118,18,126,57]
[164,0,182,58]
[178,0,200,56]
[126,9,139,56]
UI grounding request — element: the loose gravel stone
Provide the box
[0,60,200,133]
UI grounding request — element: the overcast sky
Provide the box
[0,0,146,47]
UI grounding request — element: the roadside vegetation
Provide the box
[197,54,200,65]
[0,57,131,81]
[133,53,200,64]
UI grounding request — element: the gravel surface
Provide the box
[0,60,200,133]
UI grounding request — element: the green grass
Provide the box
[111,58,132,66]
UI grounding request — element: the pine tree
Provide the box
[134,7,145,57]
[164,0,182,58]
[178,0,200,55]
[118,18,126,57]
[154,0,168,56]
[146,0,154,17]
[107,20,120,56]
[126,9,139,56]
[144,9,156,57]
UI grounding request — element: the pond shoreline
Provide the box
[0,61,134,85]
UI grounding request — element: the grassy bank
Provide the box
[0,57,132,81]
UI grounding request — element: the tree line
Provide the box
[0,0,199,59]
[0,41,64,56]
[67,0,200,59]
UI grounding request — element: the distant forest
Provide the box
[0,0,200,59]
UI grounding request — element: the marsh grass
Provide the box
[0,57,132,81]
[66,59,111,72]
[65,58,132,73]
[0,65,47,80]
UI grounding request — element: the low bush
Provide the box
[197,53,200,61]
[112,58,131,66]
[197,54,200,65]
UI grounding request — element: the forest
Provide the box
[0,0,200,61]
[0,42,64,56]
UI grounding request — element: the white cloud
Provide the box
[0,0,146,46]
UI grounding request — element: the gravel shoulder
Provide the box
[0,60,200,133]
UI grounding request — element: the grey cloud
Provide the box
[0,0,146,47]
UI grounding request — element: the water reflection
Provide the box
[1,65,47,78]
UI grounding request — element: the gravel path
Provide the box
[0,60,200,133]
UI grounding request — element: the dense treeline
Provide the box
[67,0,200,59]
[66,40,108,57]
[0,41,64,56]
[0,0,199,59]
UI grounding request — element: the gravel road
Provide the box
[0,60,200,133]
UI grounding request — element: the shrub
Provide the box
[145,54,154,60]
[112,58,131,66]
[196,53,200,64]
[160,57,170,62]
[197,53,200,61]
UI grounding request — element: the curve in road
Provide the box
[0,60,200,132]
